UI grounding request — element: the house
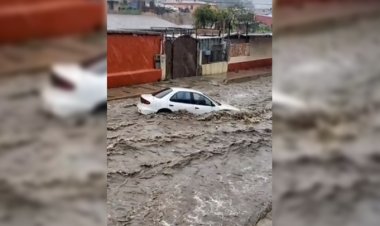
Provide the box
[227,33,272,72]
[107,13,180,30]
[163,0,216,13]
[107,0,146,13]
[255,14,272,28]
[164,34,228,78]
[107,0,123,12]
[107,14,185,88]
[198,36,229,75]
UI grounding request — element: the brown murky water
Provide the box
[0,74,106,226]
[273,15,380,226]
[107,76,272,225]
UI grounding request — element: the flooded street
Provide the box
[107,76,272,225]
[0,74,106,226]
[274,15,380,226]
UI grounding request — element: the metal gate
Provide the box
[165,35,198,79]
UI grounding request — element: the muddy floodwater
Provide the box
[0,74,106,226]
[107,76,272,225]
[274,15,380,226]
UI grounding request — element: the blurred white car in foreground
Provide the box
[41,55,106,118]
[137,87,239,115]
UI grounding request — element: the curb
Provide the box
[223,72,272,84]
[108,93,141,102]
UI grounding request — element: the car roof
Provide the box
[170,87,204,94]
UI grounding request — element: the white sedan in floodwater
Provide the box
[41,55,107,118]
[137,87,239,115]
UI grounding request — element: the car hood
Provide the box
[219,103,240,111]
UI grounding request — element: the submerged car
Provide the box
[137,87,239,115]
[41,54,107,118]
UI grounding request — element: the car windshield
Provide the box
[87,60,106,75]
[153,88,173,98]
[206,95,222,106]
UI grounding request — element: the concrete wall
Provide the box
[0,0,105,43]
[107,33,163,88]
[202,62,228,75]
[229,43,250,58]
[228,36,272,72]
[229,37,272,63]
[160,54,166,81]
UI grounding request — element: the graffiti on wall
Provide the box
[229,43,250,57]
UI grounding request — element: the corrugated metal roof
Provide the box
[107,30,162,35]
[107,14,182,31]
[227,32,273,37]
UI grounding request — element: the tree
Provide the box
[215,8,231,34]
[229,6,256,35]
[149,0,155,8]
[194,5,257,34]
[193,5,217,29]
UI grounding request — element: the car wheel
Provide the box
[157,108,172,114]
[92,101,107,115]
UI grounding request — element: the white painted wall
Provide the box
[202,62,228,75]
[160,54,166,80]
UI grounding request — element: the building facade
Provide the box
[163,0,216,13]
[107,0,146,13]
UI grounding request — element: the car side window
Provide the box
[192,93,214,106]
[170,91,192,104]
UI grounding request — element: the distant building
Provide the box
[163,0,216,13]
[107,13,181,30]
[255,14,272,28]
[107,0,122,12]
[107,0,146,13]
[253,8,272,16]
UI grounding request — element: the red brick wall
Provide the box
[0,0,78,6]
[0,0,105,43]
[107,34,163,88]
[228,58,272,72]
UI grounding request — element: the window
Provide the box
[153,88,173,99]
[87,59,106,75]
[192,93,214,106]
[82,53,107,75]
[170,91,192,104]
